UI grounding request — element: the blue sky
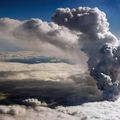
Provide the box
[0,0,120,36]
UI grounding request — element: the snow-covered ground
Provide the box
[0,52,119,120]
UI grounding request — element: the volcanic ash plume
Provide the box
[0,7,120,101]
[53,7,120,101]
[90,44,120,101]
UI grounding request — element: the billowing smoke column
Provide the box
[53,7,120,101]
[90,44,120,101]
[0,7,120,101]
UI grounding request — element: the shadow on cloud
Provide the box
[0,75,102,107]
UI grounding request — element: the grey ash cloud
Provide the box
[0,7,120,101]
[53,7,120,101]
